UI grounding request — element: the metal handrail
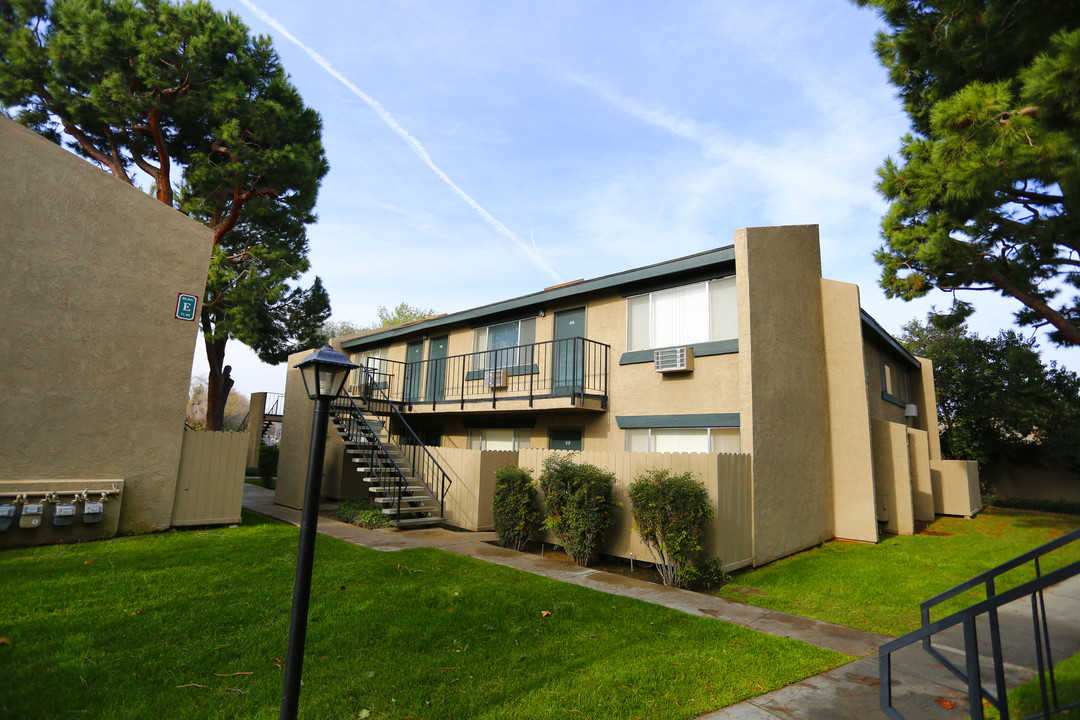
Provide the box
[351,367,453,517]
[330,392,413,518]
[265,392,286,416]
[919,526,1080,712]
[352,337,610,411]
[880,528,1080,719]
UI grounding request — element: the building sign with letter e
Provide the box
[175,293,198,321]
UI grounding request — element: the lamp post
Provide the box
[280,346,358,720]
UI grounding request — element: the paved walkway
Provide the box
[242,485,1080,718]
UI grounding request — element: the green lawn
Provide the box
[0,511,845,720]
[983,650,1080,719]
[718,507,1080,637]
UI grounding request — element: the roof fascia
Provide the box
[342,245,736,350]
[860,309,921,370]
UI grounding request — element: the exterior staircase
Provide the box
[329,390,449,528]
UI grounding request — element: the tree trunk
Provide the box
[205,335,230,431]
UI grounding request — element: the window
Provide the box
[466,428,532,451]
[626,276,737,351]
[349,347,388,392]
[880,354,909,404]
[625,427,740,453]
[472,317,536,370]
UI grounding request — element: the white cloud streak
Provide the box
[236,0,560,282]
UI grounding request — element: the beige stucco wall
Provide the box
[907,428,935,522]
[820,279,878,543]
[0,118,212,539]
[736,225,834,564]
[939,460,981,517]
[276,350,318,510]
[871,419,916,535]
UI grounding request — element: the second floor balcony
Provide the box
[349,337,610,414]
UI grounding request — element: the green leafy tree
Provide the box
[369,302,438,329]
[899,314,1080,477]
[852,1,1080,346]
[628,469,714,588]
[312,304,437,346]
[492,464,542,551]
[0,0,330,429]
[538,454,618,567]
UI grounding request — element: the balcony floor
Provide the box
[399,393,606,415]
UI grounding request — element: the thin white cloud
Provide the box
[236,0,560,282]
[566,73,721,152]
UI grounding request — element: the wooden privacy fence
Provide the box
[172,430,249,526]
[516,449,754,571]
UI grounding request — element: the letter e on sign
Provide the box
[175,293,198,321]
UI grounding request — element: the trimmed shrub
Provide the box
[538,454,618,567]
[983,494,1080,516]
[628,469,714,587]
[681,556,731,591]
[335,498,391,529]
[258,444,279,487]
[493,464,542,551]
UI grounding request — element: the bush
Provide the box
[335,498,391,529]
[538,454,618,567]
[681,556,731,591]
[258,444,279,488]
[492,465,542,551]
[983,494,1080,516]
[628,469,714,587]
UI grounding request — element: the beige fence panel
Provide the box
[430,447,518,531]
[172,431,249,526]
[513,448,752,570]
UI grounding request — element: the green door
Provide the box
[549,428,583,451]
[425,335,448,402]
[404,341,423,402]
[553,307,586,394]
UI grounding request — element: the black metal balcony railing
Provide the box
[349,337,609,411]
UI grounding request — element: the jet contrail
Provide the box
[237,0,560,281]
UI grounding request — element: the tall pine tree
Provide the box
[0,0,330,428]
[853,0,1080,347]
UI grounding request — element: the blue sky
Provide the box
[196,0,1079,397]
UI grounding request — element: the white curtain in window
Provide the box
[651,428,709,453]
[652,283,709,348]
[626,295,650,352]
[709,276,738,341]
[625,428,650,452]
[710,428,741,453]
[484,429,516,451]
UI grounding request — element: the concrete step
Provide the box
[390,516,444,528]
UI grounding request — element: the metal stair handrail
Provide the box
[880,527,1080,720]
[351,366,453,517]
[329,391,413,518]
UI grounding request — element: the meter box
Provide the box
[83,501,104,524]
[19,503,43,529]
[0,504,15,531]
[54,504,77,526]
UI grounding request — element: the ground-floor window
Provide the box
[466,428,532,451]
[624,427,740,453]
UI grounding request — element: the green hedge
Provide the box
[493,465,542,551]
[538,454,618,567]
[628,469,714,587]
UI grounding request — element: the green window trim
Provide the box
[616,413,740,429]
[619,339,738,365]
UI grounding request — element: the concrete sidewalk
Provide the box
[242,484,1080,718]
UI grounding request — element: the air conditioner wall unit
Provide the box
[484,369,507,389]
[653,346,694,373]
